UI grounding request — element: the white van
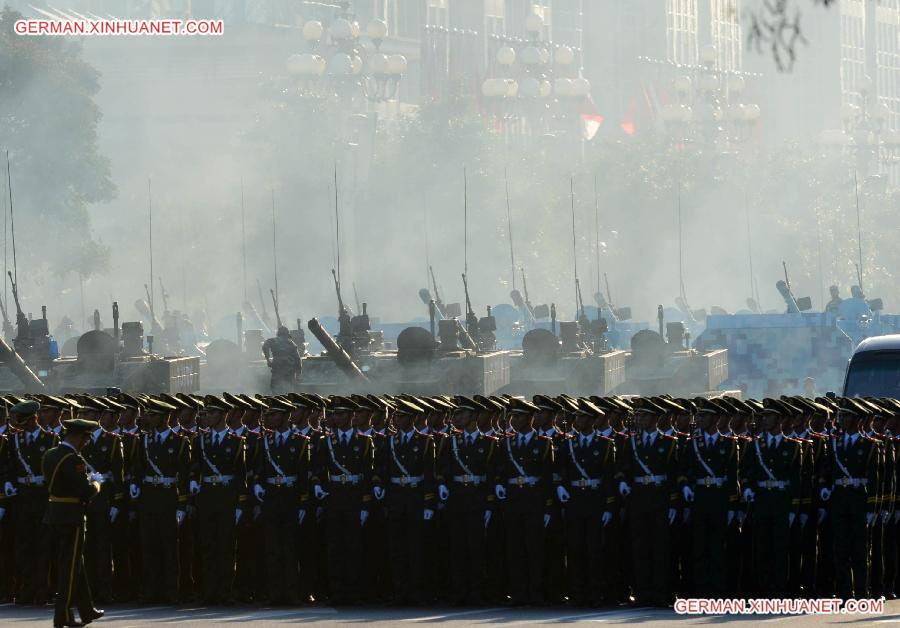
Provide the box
[843,334,900,398]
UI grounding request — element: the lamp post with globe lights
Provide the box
[481,11,590,146]
[648,45,761,149]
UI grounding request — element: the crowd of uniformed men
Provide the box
[0,390,895,609]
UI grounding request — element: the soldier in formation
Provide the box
[0,391,895,609]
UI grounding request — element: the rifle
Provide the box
[159,277,169,314]
[270,288,282,329]
[8,271,28,341]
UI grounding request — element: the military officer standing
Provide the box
[79,397,125,604]
[496,397,554,606]
[191,396,247,605]
[6,399,58,605]
[825,398,881,599]
[42,417,105,628]
[616,398,680,607]
[682,404,739,597]
[253,397,310,606]
[376,399,435,605]
[742,402,803,598]
[312,397,375,606]
[559,400,615,607]
[437,398,497,606]
[130,398,191,604]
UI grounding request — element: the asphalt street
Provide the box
[1,601,896,626]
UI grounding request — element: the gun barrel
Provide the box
[307,318,370,382]
[0,336,45,390]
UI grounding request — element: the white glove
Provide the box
[495,484,507,500]
[619,481,631,497]
[682,486,695,503]
[109,506,119,523]
[820,487,831,501]
[727,510,735,526]
[176,510,186,526]
[742,488,755,503]
[543,513,551,528]
[3,481,16,497]
[438,484,450,501]
[788,512,796,527]
[601,511,612,527]
[668,508,677,525]
[882,511,891,525]
[817,508,827,525]
[866,512,876,527]
[298,509,306,525]
[189,480,200,495]
[682,507,691,524]
[129,483,140,500]
[314,484,329,500]
[234,509,242,525]
[424,509,434,521]
[373,486,385,501]
[253,484,265,502]
[484,510,492,528]
[0,507,5,521]
[360,510,369,526]
[799,513,809,529]
[556,486,570,503]
[89,472,105,485]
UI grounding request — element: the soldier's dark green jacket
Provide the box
[130,429,192,511]
[741,435,803,513]
[81,429,126,505]
[41,443,100,524]
[682,432,740,506]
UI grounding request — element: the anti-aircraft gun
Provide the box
[776,261,812,314]
[462,273,497,352]
[418,266,462,321]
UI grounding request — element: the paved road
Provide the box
[1,601,896,626]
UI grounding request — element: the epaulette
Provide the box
[784,436,803,445]
[596,434,615,443]
[292,432,311,442]
[537,434,553,443]
[673,430,690,439]
[661,433,678,441]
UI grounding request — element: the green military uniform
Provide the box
[437,427,498,605]
[559,429,616,606]
[377,423,436,605]
[9,426,58,604]
[233,424,264,602]
[684,430,739,596]
[827,431,880,598]
[41,426,101,628]
[616,428,680,606]
[0,428,14,602]
[255,427,310,604]
[743,431,803,597]
[80,427,125,603]
[115,426,142,601]
[312,426,375,605]
[132,427,191,603]
[191,428,248,604]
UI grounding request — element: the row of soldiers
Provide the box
[0,389,894,608]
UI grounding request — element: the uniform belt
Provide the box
[328,473,360,485]
[757,480,787,490]
[266,476,298,487]
[201,475,234,485]
[49,496,80,504]
[452,474,486,485]
[695,476,726,487]
[17,475,45,486]
[633,475,667,486]
[835,477,868,488]
[507,476,539,487]
[571,478,601,489]
[143,475,177,487]
[390,475,424,487]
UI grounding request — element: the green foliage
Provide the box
[0,7,114,279]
